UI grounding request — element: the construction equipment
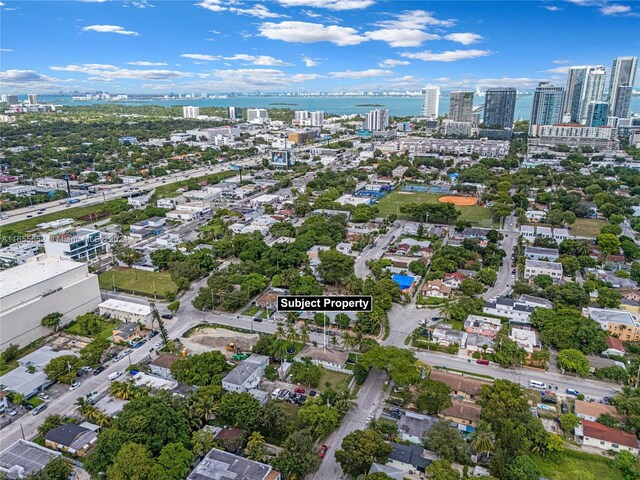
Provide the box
[232,353,250,361]
[225,342,239,352]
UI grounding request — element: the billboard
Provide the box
[271,150,290,166]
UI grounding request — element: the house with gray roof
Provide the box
[386,442,431,474]
[0,440,61,479]
[222,354,269,394]
[187,448,280,480]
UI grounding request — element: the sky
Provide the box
[0,0,639,94]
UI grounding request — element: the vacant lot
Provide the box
[533,450,623,480]
[570,218,607,238]
[98,267,177,298]
[318,368,351,390]
[377,190,493,227]
[181,326,259,356]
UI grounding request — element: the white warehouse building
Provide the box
[0,256,102,350]
[98,299,153,326]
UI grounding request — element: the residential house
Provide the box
[509,328,540,354]
[431,325,468,348]
[393,274,418,294]
[422,280,452,299]
[516,294,553,309]
[464,315,502,337]
[602,336,625,357]
[461,228,491,239]
[525,210,547,222]
[256,291,278,310]
[574,400,618,422]
[98,299,153,326]
[520,225,535,240]
[621,299,640,315]
[307,245,330,261]
[112,322,142,344]
[466,333,495,353]
[439,400,482,432]
[396,411,439,444]
[297,346,348,370]
[149,354,181,380]
[584,307,640,342]
[386,442,431,475]
[221,354,269,393]
[429,370,490,402]
[524,259,563,282]
[187,448,280,480]
[619,288,640,302]
[44,423,98,457]
[0,440,61,479]
[443,271,469,290]
[524,246,560,261]
[368,464,404,480]
[336,242,352,256]
[577,420,639,455]
[483,297,536,325]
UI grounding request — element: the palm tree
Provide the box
[345,275,361,294]
[353,331,365,352]
[93,411,111,428]
[245,432,268,462]
[299,326,310,345]
[11,393,26,410]
[440,302,455,321]
[575,241,590,256]
[271,339,290,361]
[274,325,285,340]
[470,421,495,455]
[194,396,219,423]
[333,389,358,413]
[341,331,354,352]
[330,336,338,348]
[286,325,299,344]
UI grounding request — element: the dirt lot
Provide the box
[181,327,260,356]
[48,333,90,353]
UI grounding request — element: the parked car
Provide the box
[603,397,614,405]
[108,371,123,381]
[161,314,173,319]
[69,382,81,391]
[253,317,263,323]
[541,395,558,405]
[318,445,328,458]
[309,390,317,397]
[148,330,159,338]
[93,366,105,375]
[294,387,305,394]
[565,389,580,396]
[476,359,490,365]
[32,404,47,415]
[297,395,307,405]
[37,392,50,400]
[81,366,93,372]
[561,403,569,414]
[6,409,17,416]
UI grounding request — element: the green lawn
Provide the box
[28,397,44,407]
[533,450,623,480]
[319,368,351,390]
[570,218,608,238]
[153,170,236,198]
[377,190,493,227]
[98,267,177,298]
[65,319,120,340]
[242,306,261,317]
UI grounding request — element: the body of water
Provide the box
[42,94,640,120]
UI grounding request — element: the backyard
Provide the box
[533,450,624,480]
[377,190,494,227]
[65,318,120,340]
[569,218,608,238]
[318,368,351,390]
[98,267,177,298]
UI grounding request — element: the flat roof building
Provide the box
[98,299,153,326]
[584,307,640,342]
[44,227,108,262]
[187,448,280,480]
[0,256,101,349]
[0,440,61,479]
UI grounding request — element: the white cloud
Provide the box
[196,0,286,18]
[195,0,228,12]
[0,2,5,5]
[209,29,221,34]
[543,5,561,11]
[0,48,13,52]
[78,0,109,2]
[259,21,366,45]
[600,4,632,15]
[301,9,321,17]
[365,29,439,47]
[82,24,139,35]
[50,63,192,80]
[292,73,324,81]
[0,69,55,83]
[224,54,291,66]
[401,49,492,62]
[127,61,168,66]
[130,0,154,7]
[553,59,571,64]
[180,53,220,61]
[375,10,456,29]
[444,32,483,45]
[302,56,319,67]
[545,66,571,73]
[0,69,72,92]
[330,69,393,79]
[275,0,375,10]
[378,59,410,68]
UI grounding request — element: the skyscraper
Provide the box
[183,106,200,118]
[228,106,242,119]
[448,91,474,122]
[483,87,517,129]
[421,86,440,118]
[310,111,324,127]
[529,82,565,136]
[609,56,638,118]
[294,110,310,122]
[247,108,269,122]
[563,66,607,123]
[586,101,609,127]
[1,95,19,105]
[364,109,389,131]
[27,94,39,105]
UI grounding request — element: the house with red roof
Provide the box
[602,336,625,357]
[577,420,639,455]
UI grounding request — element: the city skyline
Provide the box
[1,0,639,94]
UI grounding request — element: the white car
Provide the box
[6,409,17,416]
[37,392,50,400]
[69,382,81,391]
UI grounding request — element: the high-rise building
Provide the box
[1,95,19,105]
[183,106,200,118]
[310,111,324,127]
[586,101,609,127]
[421,86,440,118]
[579,66,607,123]
[483,87,516,129]
[294,110,310,122]
[247,108,269,123]
[448,91,474,123]
[529,82,565,136]
[609,56,638,118]
[27,94,39,105]
[364,109,389,131]
[228,106,242,119]
[563,66,607,123]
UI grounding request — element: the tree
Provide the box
[597,287,621,308]
[191,430,216,459]
[167,301,180,314]
[318,249,355,285]
[272,430,320,480]
[298,403,341,438]
[559,413,580,434]
[597,413,619,428]
[477,268,498,286]
[360,346,419,385]
[425,422,470,464]
[117,248,142,276]
[425,459,460,480]
[416,379,452,415]
[148,442,194,480]
[334,313,351,330]
[614,450,640,480]
[245,431,268,462]
[546,433,564,454]
[335,429,392,478]
[460,278,484,296]
[493,331,527,368]
[290,358,323,388]
[557,349,589,376]
[170,351,231,386]
[85,429,133,477]
[533,274,553,289]
[28,456,73,480]
[106,443,155,480]
[596,233,621,257]
[508,455,539,480]
[41,312,63,332]
[44,355,80,384]
[218,392,262,431]
[531,307,607,354]
[470,420,495,455]
[37,414,64,437]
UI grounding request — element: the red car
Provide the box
[318,445,328,458]
[476,359,490,365]
[294,387,306,394]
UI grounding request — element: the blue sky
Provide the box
[0,0,639,94]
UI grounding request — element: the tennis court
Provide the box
[403,184,452,194]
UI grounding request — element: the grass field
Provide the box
[98,267,177,298]
[570,218,607,238]
[377,190,493,227]
[533,450,623,480]
[319,368,351,390]
[65,319,120,340]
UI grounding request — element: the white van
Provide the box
[528,380,546,390]
[108,371,123,381]
[271,388,281,400]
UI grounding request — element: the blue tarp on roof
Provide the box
[392,274,415,290]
